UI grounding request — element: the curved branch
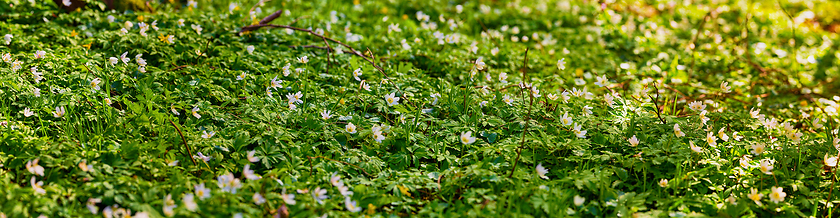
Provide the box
[646,83,667,124]
[238,23,386,76]
[169,119,198,166]
[288,45,363,58]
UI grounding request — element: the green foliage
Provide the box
[0,0,839,217]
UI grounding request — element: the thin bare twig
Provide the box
[289,45,363,58]
[321,37,333,75]
[241,10,419,110]
[646,83,667,124]
[167,65,188,72]
[826,167,837,218]
[508,48,531,179]
[258,9,282,25]
[169,119,197,166]
[308,156,314,176]
[364,47,417,109]
[738,57,781,74]
[238,22,386,74]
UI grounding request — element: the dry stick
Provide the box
[589,71,617,94]
[366,48,376,66]
[239,23,384,73]
[307,156,373,177]
[508,48,531,179]
[258,9,283,25]
[738,57,781,74]
[239,10,413,103]
[80,63,98,81]
[321,37,332,75]
[646,83,667,124]
[169,119,198,166]
[826,168,837,218]
[195,36,214,65]
[167,65,188,72]
[642,76,688,101]
[508,87,534,179]
[365,47,418,109]
[307,156,314,176]
[289,45,364,58]
[326,42,337,71]
[238,17,413,99]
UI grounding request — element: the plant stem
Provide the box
[169,118,197,166]
[508,48,531,179]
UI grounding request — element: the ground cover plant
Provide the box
[1,0,840,217]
